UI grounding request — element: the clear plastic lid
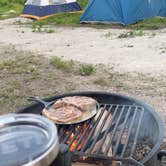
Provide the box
[0,114,58,166]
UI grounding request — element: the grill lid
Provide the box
[0,114,59,166]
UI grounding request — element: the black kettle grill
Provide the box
[18,91,166,166]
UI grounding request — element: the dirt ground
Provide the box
[0,18,165,106]
[0,18,166,76]
[0,17,166,156]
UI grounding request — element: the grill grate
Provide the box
[57,104,147,165]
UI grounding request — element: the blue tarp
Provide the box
[80,0,166,25]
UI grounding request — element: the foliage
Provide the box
[118,30,144,38]
[0,0,25,6]
[50,57,95,76]
[79,64,95,76]
[0,0,25,19]
[128,17,166,30]
[50,57,74,72]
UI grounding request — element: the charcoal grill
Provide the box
[18,91,165,166]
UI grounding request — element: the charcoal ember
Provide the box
[124,141,153,161]
[134,142,152,160]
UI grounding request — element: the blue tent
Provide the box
[21,0,82,20]
[80,0,166,25]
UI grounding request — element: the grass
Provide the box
[0,0,25,19]
[128,17,166,30]
[33,12,83,27]
[50,57,74,72]
[118,30,144,38]
[78,64,95,76]
[50,57,95,76]
[0,55,39,75]
[32,24,55,33]
[0,46,166,114]
[0,46,99,113]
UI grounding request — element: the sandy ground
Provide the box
[0,17,166,165]
[0,17,166,77]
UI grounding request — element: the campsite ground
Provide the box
[0,19,166,166]
[0,17,166,134]
[0,16,166,166]
[1,18,166,76]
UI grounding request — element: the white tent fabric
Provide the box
[25,0,76,6]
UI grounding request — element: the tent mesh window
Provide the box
[51,0,68,5]
[26,0,41,5]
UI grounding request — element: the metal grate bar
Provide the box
[121,107,138,157]
[80,106,107,152]
[88,105,113,154]
[73,120,92,151]
[104,106,125,155]
[129,157,144,166]
[95,105,119,154]
[113,106,131,156]
[130,109,144,156]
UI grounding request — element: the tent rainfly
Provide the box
[21,0,82,20]
[80,0,166,25]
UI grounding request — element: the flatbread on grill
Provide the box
[42,96,98,124]
[53,96,97,112]
[42,105,82,123]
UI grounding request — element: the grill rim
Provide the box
[18,91,165,164]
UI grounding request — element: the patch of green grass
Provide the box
[118,30,144,38]
[78,64,95,76]
[50,57,74,72]
[45,29,55,33]
[127,17,166,30]
[0,0,25,6]
[50,57,95,76]
[0,55,39,75]
[37,13,83,26]
[0,0,24,19]
[32,24,43,32]
[32,24,55,33]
